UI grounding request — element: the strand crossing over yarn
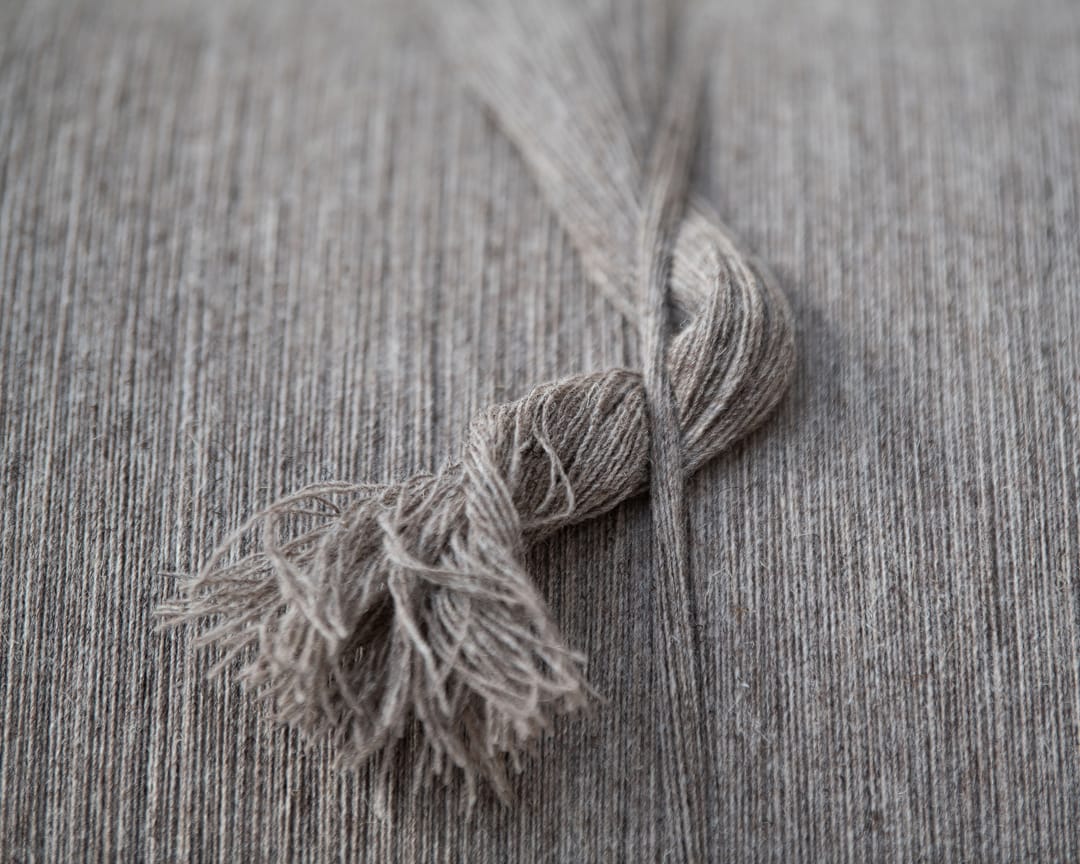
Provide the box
[159,0,795,807]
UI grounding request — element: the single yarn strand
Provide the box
[635,29,712,862]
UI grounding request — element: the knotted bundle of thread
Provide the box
[162,0,795,808]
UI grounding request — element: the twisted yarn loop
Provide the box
[160,0,795,805]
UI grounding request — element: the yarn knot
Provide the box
[159,3,795,806]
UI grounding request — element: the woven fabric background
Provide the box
[3,0,1079,859]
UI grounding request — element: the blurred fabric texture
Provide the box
[1,0,1078,859]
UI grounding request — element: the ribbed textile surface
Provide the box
[2,0,1079,860]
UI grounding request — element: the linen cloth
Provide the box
[2,0,1079,859]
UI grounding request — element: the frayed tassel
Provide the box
[160,372,650,803]
[160,0,797,801]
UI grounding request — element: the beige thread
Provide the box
[160,1,795,815]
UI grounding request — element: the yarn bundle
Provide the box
[162,0,795,807]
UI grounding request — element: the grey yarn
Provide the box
[161,0,795,807]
